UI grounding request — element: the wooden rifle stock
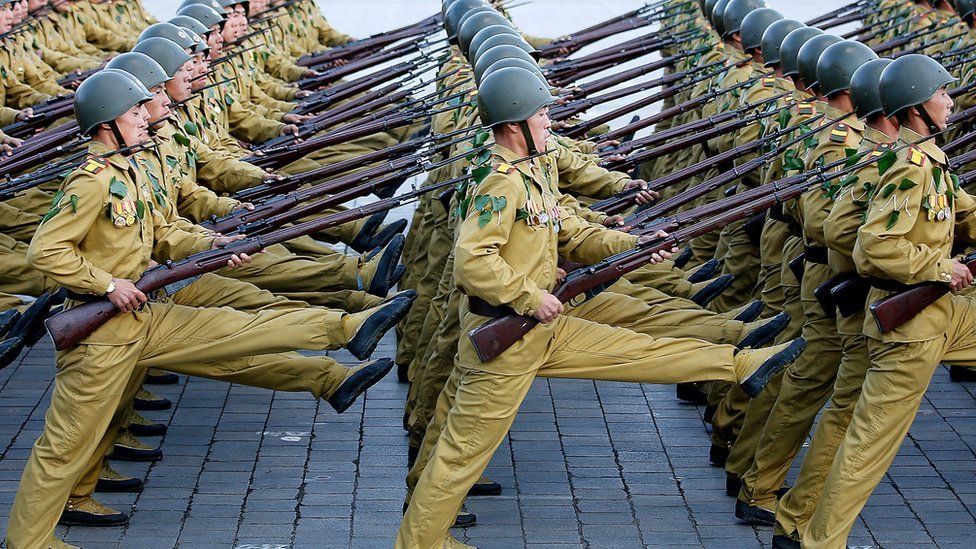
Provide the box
[869,252,976,333]
[788,253,805,282]
[813,272,853,318]
[467,169,813,362]
[44,179,451,350]
[830,276,871,317]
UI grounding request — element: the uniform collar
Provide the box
[899,126,947,165]
[88,140,134,172]
[823,103,863,131]
[861,125,893,147]
[491,143,535,180]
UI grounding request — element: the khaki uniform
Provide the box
[737,107,863,511]
[775,126,894,542]
[804,128,976,548]
[397,143,748,549]
[5,141,359,548]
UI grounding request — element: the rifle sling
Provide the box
[804,245,828,265]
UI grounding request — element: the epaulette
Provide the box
[80,157,106,175]
[495,163,516,174]
[829,123,849,143]
[797,103,815,116]
[761,76,776,88]
[908,146,926,167]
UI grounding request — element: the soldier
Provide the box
[772,56,898,549]
[396,66,805,549]
[804,54,971,549]
[735,38,878,526]
[3,69,409,549]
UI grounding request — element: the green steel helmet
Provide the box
[183,28,210,55]
[139,22,198,51]
[176,3,227,29]
[710,0,733,36]
[474,33,540,61]
[850,58,893,119]
[796,33,841,89]
[469,24,522,61]
[760,18,803,66]
[816,40,878,98]
[474,44,537,82]
[879,54,957,117]
[179,0,227,15]
[721,0,766,39]
[445,0,489,41]
[133,37,193,78]
[476,57,546,86]
[106,52,171,90]
[75,69,153,135]
[704,0,722,18]
[170,15,210,38]
[458,10,511,56]
[780,26,824,77]
[477,66,554,127]
[217,0,249,11]
[959,0,976,18]
[739,8,782,52]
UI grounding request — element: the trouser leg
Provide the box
[738,263,841,509]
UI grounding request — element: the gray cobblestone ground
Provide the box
[0,335,974,548]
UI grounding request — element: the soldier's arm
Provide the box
[25,171,113,294]
[225,94,285,144]
[149,202,215,262]
[557,192,607,226]
[854,161,953,284]
[951,185,976,243]
[192,136,267,194]
[556,205,638,265]
[2,73,52,109]
[555,142,630,199]
[454,171,545,314]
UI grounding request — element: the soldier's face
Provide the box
[27,0,44,11]
[112,103,151,147]
[145,84,170,127]
[249,0,266,16]
[12,1,26,21]
[0,6,12,31]
[526,107,552,152]
[207,26,224,56]
[164,64,193,103]
[922,87,953,130]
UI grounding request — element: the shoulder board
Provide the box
[908,146,927,167]
[829,124,849,143]
[81,157,106,174]
[761,76,776,88]
[495,163,516,174]
[797,103,815,116]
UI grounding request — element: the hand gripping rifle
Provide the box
[465,163,816,362]
[43,149,553,351]
[43,180,445,350]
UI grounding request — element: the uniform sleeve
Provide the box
[855,162,954,285]
[556,207,638,264]
[314,16,353,46]
[555,144,630,199]
[2,73,51,109]
[454,172,544,315]
[952,186,976,244]
[193,137,267,194]
[557,192,607,225]
[225,95,285,144]
[149,205,214,262]
[26,172,113,295]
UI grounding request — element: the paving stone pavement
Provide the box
[0,335,974,548]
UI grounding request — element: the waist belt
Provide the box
[66,291,102,303]
[468,296,514,318]
[868,277,915,293]
[804,245,828,265]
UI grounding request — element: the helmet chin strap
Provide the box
[518,120,539,156]
[917,102,941,135]
[108,120,131,152]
